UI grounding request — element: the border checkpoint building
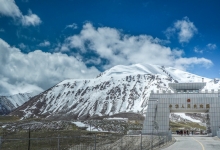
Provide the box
[142,82,220,137]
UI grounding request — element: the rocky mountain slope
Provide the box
[0,93,36,115]
[10,64,220,120]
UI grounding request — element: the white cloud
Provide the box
[0,0,41,26]
[21,10,41,26]
[0,28,5,32]
[61,23,212,70]
[165,17,197,43]
[194,43,217,54]
[65,23,78,29]
[0,0,21,17]
[206,43,217,50]
[164,27,175,39]
[194,47,203,54]
[175,57,212,70]
[0,38,100,95]
[38,40,51,47]
[18,43,27,49]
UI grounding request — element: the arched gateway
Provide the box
[142,82,220,136]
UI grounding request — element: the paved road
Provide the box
[163,135,220,150]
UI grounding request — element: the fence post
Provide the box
[0,136,1,150]
[28,127,31,150]
[94,133,96,150]
[121,135,123,150]
[58,135,60,150]
[140,133,142,150]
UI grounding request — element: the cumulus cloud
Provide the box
[165,17,197,43]
[21,10,41,26]
[18,43,27,49]
[194,43,217,54]
[61,23,212,70]
[0,0,20,17]
[0,0,41,26]
[174,57,212,70]
[0,28,5,32]
[65,23,78,29]
[194,47,203,54]
[0,38,100,95]
[38,40,51,47]
[206,43,217,50]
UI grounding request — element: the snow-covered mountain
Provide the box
[10,64,220,120]
[0,92,37,115]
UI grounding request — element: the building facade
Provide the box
[142,82,220,136]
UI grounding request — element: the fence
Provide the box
[0,132,172,150]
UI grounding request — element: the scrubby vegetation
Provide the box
[170,121,206,132]
[0,115,206,149]
[0,116,143,149]
[0,116,20,123]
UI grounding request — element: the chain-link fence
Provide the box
[0,132,172,150]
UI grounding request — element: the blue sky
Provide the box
[0,0,219,95]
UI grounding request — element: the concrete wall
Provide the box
[142,92,220,136]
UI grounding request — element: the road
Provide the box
[163,135,220,150]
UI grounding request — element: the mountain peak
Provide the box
[10,64,220,120]
[99,64,163,78]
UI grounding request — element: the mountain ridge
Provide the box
[10,64,220,120]
[0,92,37,115]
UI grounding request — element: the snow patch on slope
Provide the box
[175,113,201,123]
[10,64,220,120]
[0,92,39,115]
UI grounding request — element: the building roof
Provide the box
[168,82,206,90]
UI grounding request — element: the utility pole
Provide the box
[58,134,60,150]
[28,127,31,150]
